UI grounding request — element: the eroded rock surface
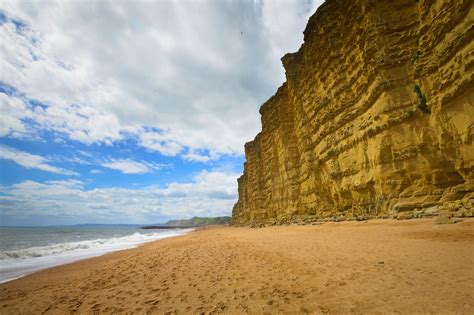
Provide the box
[233,0,474,225]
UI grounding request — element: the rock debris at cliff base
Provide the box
[232,0,474,225]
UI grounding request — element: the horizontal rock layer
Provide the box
[232,0,474,225]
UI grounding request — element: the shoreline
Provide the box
[1,218,473,313]
[0,228,194,284]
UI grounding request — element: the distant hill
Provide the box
[159,216,231,227]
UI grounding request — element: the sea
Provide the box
[0,225,192,283]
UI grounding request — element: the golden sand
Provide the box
[1,218,473,314]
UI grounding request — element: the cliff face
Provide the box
[233,0,474,225]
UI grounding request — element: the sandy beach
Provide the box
[1,218,473,314]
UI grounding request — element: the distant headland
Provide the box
[140,216,231,229]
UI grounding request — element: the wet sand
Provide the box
[1,218,473,314]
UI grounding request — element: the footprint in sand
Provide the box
[91,303,102,309]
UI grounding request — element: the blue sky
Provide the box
[0,0,322,226]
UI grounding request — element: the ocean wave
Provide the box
[0,231,185,260]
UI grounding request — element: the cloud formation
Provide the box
[0,0,322,160]
[0,145,78,175]
[101,159,165,174]
[0,170,239,225]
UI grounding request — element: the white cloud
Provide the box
[261,0,322,60]
[138,130,183,156]
[0,0,323,159]
[182,147,223,163]
[0,145,78,176]
[101,158,164,174]
[0,93,32,138]
[90,169,103,174]
[183,151,211,163]
[0,170,239,225]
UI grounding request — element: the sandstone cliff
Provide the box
[233,0,474,225]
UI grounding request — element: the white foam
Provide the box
[0,229,192,283]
